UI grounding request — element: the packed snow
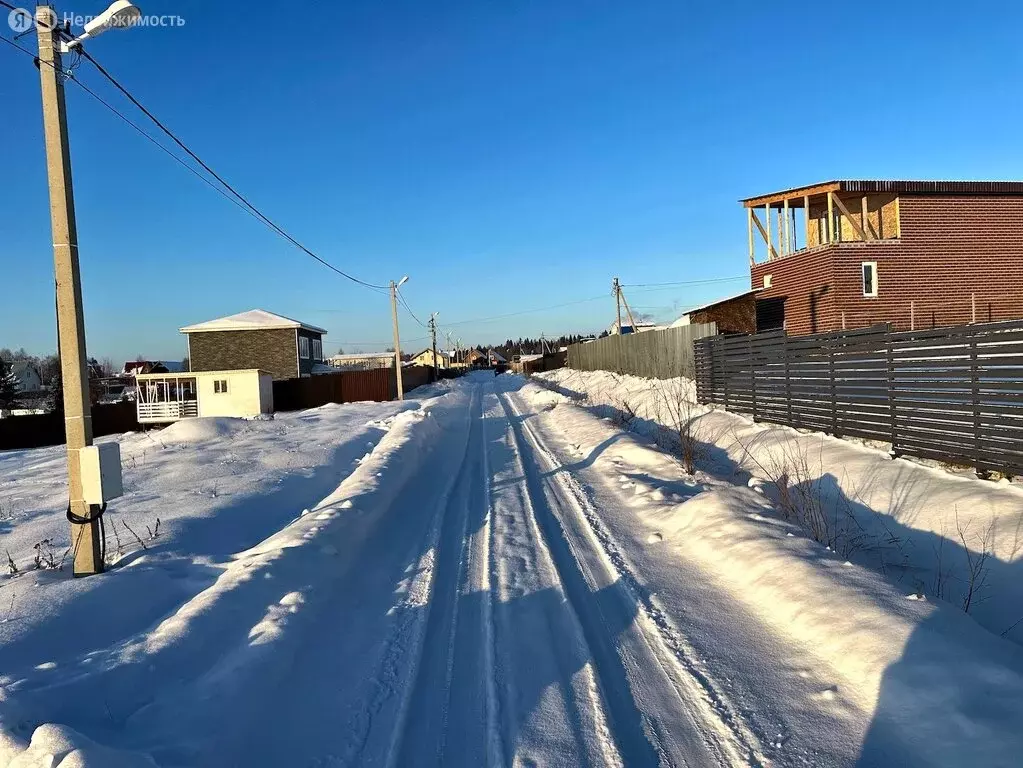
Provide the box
[0,371,1021,767]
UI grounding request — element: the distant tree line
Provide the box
[488,333,603,360]
[0,347,124,410]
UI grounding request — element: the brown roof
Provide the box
[741,180,1023,207]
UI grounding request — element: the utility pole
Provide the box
[619,285,640,333]
[612,277,622,333]
[429,313,439,381]
[390,280,404,400]
[37,6,103,577]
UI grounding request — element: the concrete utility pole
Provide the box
[36,6,103,576]
[612,277,622,333]
[390,279,405,400]
[429,313,439,380]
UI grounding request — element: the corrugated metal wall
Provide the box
[566,323,717,379]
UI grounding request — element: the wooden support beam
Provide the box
[826,191,835,243]
[750,209,779,260]
[860,195,875,240]
[747,207,755,266]
[832,194,868,241]
[765,203,773,258]
[804,194,811,247]
[783,197,791,254]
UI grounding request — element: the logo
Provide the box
[7,7,58,33]
[7,7,33,33]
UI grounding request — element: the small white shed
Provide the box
[135,369,274,424]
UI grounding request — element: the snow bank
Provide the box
[516,374,1023,764]
[0,395,429,767]
[536,368,1023,644]
[156,416,252,444]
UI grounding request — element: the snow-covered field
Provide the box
[0,371,1021,766]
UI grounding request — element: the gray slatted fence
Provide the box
[694,320,1023,475]
[567,323,717,379]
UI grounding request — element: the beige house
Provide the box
[135,369,273,424]
[409,349,451,369]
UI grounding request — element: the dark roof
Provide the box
[741,180,1023,207]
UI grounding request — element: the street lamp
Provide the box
[62,1,141,50]
[390,276,409,400]
[35,2,142,576]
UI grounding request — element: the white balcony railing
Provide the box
[137,399,199,423]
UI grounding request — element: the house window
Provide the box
[763,273,773,289]
[214,379,229,394]
[312,338,322,361]
[862,261,878,297]
[299,336,310,359]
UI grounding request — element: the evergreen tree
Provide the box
[0,358,20,409]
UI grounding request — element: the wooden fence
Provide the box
[0,400,140,451]
[520,351,568,375]
[273,365,439,412]
[567,322,718,379]
[694,320,1023,475]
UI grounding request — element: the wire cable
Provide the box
[439,295,608,328]
[1,33,290,254]
[77,48,389,291]
[396,288,427,328]
[622,276,748,288]
[1,30,389,292]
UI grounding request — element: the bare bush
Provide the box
[655,377,703,474]
[32,540,63,570]
[956,509,993,613]
[733,431,831,541]
[6,550,18,576]
[121,521,147,551]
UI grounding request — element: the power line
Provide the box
[396,288,427,328]
[1,29,388,292]
[76,48,389,291]
[3,36,277,234]
[439,295,608,328]
[622,276,748,289]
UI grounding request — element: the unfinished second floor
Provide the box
[743,179,1023,266]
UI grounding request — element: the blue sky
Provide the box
[3,0,1023,361]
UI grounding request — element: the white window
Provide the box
[312,338,322,361]
[763,273,773,289]
[214,379,228,394]
[862,261,878,297]
[299,336,310,359]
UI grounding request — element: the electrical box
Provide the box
[79,443,123,506]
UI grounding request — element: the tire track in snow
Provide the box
[502,384,767,767]
[495,388,720,767]
[485,383,622,768]
[390,386,497,767]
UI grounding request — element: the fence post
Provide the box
[829,332,839,437]
[784,334,793,425]
[970,330,983,476]
[722,337,730,411]
[749,335,758,422]
[885,325,899,458]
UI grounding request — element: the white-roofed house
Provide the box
[180,309,327,381]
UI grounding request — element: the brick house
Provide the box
[671,289,760,334]
[743,180,1023,334]
[181,309,326,381]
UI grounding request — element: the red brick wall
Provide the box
[751,195,1023,334]
[751,247,838,334]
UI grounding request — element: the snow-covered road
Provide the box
[215,374,745,767]
[5,371,1023,767]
